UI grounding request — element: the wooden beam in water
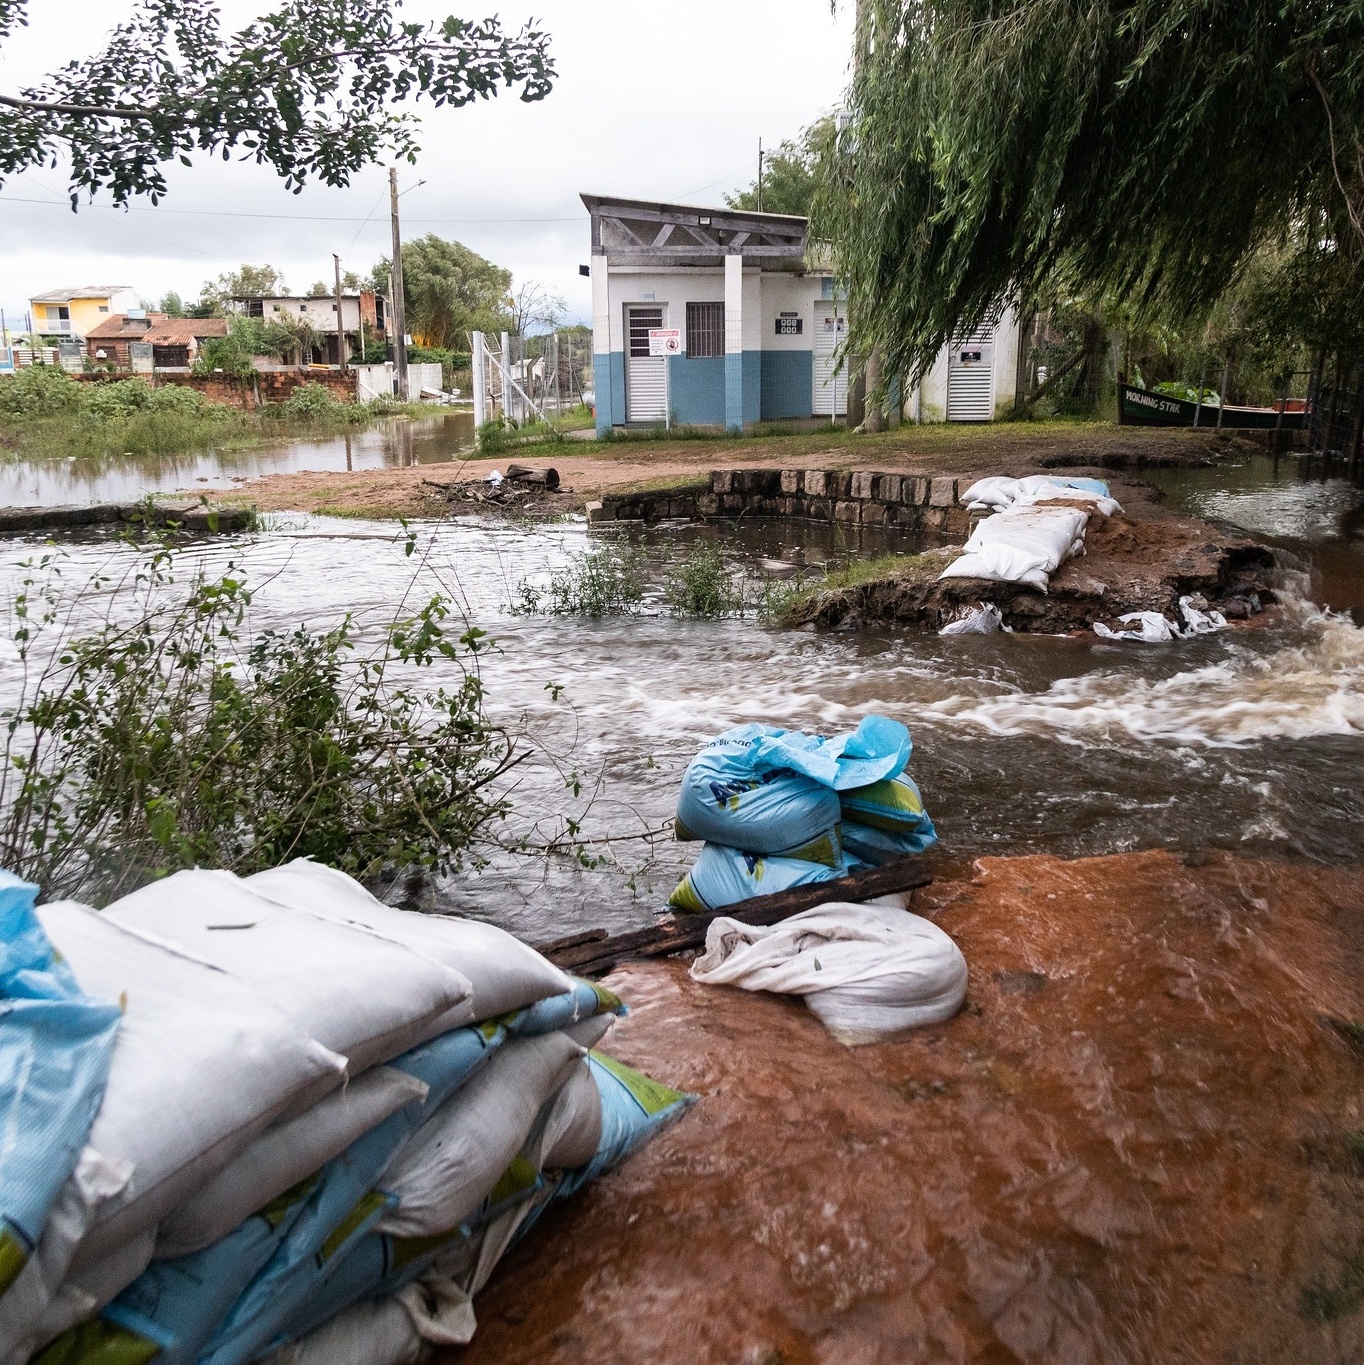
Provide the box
[539,857,933,979]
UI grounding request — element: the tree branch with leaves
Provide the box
[0,0,555,207]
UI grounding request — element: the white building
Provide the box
[582,193,1021,435]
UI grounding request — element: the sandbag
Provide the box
[0,872,120,1304]
[745,715,911,791]
[36,902,345,1273]
[839,821,937,866]
[377,1030,586,1239]
[675,729,842,859]
[156,1066,430,1259]
[839,771,935,839]
[939,505,1091,592]
[246,860,573,1021]
[501,976,626,1036]
[668,843,861,914]
[259,1296,425,1365]
[534,1061,604,1174]
[173,1025,503,1365]
[689,901,967,1044]
[961,475,1121,516]
[106,869,474,1075]
[939,603,1007,636]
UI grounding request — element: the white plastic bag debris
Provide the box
[1094,612,1178,642]
[1178,595,1228,635]
[689,901,967,1045]
[246,860,573,1021]
[939,505,1090,592]
[106,869,474,1075]
[377,1031,586,1238]
[156,1066,430,1259]
[939,603,1008,635]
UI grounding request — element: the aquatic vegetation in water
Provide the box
[515,545,646,618]
[663,541,745,619]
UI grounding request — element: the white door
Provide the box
[947,327,995,421]
[625,306,667,421]
[813,308,848,416]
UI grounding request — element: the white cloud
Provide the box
[0,1,853,328]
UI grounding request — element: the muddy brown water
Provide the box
[0,443,1360,1360]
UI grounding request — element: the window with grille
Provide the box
[686,302,725,359]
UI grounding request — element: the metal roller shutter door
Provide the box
[946,327,995,421]
[626,306,667,421]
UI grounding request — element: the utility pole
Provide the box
[757,139,764,212]
[332,253,347,372]
[389,167,409,400]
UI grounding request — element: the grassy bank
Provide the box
[0,367,423,461]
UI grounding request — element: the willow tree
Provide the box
[819,0,1364,383]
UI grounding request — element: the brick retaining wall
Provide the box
[68,369,358,410]
[588,468,973,535]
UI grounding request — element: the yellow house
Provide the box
[29,286,141,340]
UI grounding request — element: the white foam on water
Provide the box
[925,599,1364,749]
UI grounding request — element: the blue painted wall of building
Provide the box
[743,352,761,427]
[668,356,725,425]
[724,353,762,432]
[593,352,626,435]
[760,351,813,420]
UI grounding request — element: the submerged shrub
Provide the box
[275,381,364,423]
[0,542,516,903]
[516,545,645,618]
[0,366,88,418]
[664,541,745,618]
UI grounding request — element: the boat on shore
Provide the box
[1119,382,1310,430]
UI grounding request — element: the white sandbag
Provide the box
[247,860,573,1021]
[535,1061,605,1172]
[35,902,346,1274]
[377,1031,586,1238]
[939,505,1090,592]
[962,475,1122,517]
[156,1066,430,1259]
[105,869,474,1074]
[260,1295,426,1365]
[23,1228,157,1353]
[560,1011,615,1051]
[689,901,967,1045]
[1178,595,1227,635]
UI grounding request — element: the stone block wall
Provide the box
[588,468,973,535]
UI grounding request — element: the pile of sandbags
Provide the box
[941,476,1123,593]
[0,861,691,1364]
[667,716,937,914]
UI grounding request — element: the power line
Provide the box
[0,194,583,225]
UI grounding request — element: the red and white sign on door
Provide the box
[648,328,682,356]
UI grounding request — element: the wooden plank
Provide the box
[540,857,933,978]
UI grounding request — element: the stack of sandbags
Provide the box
[942,476,1124,593]
[668,716,937,914]
[2,860,691,1364]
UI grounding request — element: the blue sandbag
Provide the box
[748,715,911,792]
[0,870,121,1300]
[838,770,936,838]
[73,1024,504,1365]
[839,819,937,866]
[502,977,627,1036]
[668,843,862,914]
[675,727,841,859]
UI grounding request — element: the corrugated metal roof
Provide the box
[85,314,229,343]
[30,286,136,303]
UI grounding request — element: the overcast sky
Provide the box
[0,1,854,330]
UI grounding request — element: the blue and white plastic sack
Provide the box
[669,843,864,914]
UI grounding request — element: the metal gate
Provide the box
[946,327,995,421]
[813,307,847,416]
[626,306,666,421]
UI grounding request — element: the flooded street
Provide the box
[0,410,476,506]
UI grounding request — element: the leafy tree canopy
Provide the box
[822,0,1364,381]
[0,0,554,207]
[374,234,510,349]
[194,263,288,315]
[727,117,835,217]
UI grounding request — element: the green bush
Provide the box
[274,382,365,424]
[664,541,745,618]
[0,542,516,903]
[0,366,87,418]
[516,545,646,618]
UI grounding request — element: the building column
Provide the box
[591,255,613,436]
[724,253,745,433]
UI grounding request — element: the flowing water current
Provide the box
[1,447,1360,941]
